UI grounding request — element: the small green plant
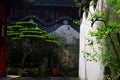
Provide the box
[90,1,97,8]
[74,19,81,26]
[83,7,89,12]
[74,0,82,8]
[89,11,106,24]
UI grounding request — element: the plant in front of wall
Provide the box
[74,0,82,8]
[7,21,60,77]
[74,19,81,26]
[86,17,120,80]
[89,11,107,26]
[84,21,120,79]
[82,0,120,79]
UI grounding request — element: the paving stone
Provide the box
[0,75,21,80]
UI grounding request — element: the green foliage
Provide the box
[107,0,116,3]
[22,31,43,35]
[7,25,22,40]
[16,22,38,28]
[83,51,99,61]
[7,21,60,69]
[86,39,94,46]
[104,1,120,79]
[102,53,120,72]
[73,0,82,7]
[89,11,106,22]
[8,25,23,31]
[83,0,120,79]
[45,40,60,47]
[89,21,120,40]
[20,28,44,32]
[7,22,60,47]
[73,19,81,26]
[90,1,97,8]
[83,7,89,12]
[102,53,120,80]
[71,0,120,79]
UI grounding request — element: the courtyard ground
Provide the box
[0,76,79,80]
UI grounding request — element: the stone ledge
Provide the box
[0,75,21,80]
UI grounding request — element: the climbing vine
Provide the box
[81,0,120,80]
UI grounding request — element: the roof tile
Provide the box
[34,0,76,7]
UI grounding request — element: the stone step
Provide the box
[0,75,21,80]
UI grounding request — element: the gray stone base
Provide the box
[0,75,21,80]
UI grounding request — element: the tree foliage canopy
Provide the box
[7,22,60,67]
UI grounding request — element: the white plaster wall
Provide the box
[79,0,108,80]
[50,25,79,44]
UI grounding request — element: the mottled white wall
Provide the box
[79,0,108,80]
[50,24,79,44]
[49,24,79,76]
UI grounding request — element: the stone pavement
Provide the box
[0,76,79,80]
[0,75,21,80]
[21,77,79,80]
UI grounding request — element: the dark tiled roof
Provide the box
[33,0,76,7]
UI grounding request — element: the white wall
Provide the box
[50,24,79,44]
[79,0,108,80]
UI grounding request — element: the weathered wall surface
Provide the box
[50,24,79,43]
[50,24,79,76]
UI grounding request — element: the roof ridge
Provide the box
[33,0,76,7]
